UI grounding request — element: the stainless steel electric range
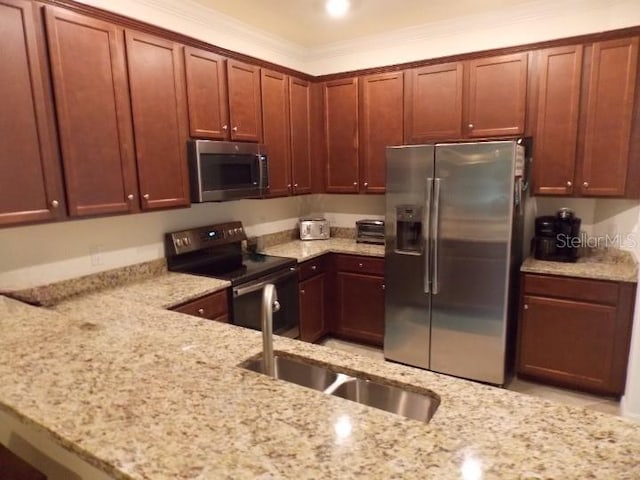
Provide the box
[165,222,299,338]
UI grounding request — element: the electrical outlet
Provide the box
[90,245,104,267]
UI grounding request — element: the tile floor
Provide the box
[320,337,621,417]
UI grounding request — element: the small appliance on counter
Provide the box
[533,208,581,262]
[356,219,385,244]
[299,215,330,240]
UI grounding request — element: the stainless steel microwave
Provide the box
[187,140,269,202]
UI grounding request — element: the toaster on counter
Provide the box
[299,216,330,240]
[356,219,385,244]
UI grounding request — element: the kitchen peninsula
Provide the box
[1,262,640,479]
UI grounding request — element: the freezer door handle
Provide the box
[432,178,441,295]
[424,177,433,293]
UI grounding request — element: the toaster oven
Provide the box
[356,219,385,244]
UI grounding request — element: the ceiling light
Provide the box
[326,0,350,18]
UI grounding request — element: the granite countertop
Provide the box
[521,248,638,283]
[261,238,385,262]
[2,279,640,478]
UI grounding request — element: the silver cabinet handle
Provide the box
[432,178,441,295]
[382,284,386,290]
[424,178,433,294]
[198,308,205,315]
[294,183,298,188]
[524,304,529,310]
[358,263,364,268]
[287,184,292,188]
[232,126,238,132]
[566,181,572,187]
[300,289,305,295]
[143,194,150,200]
[363,182,369,187]
[583,182,589,188]
[311,265,317,271]
[353,182,358,187]
[468,123,474,129]
[222,124,228,131]
[127,194,134,200]
[51,200,60,208]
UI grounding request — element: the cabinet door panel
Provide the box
[289,77,312,195]
[360,72,403,193]
[184,47,229,139]
[126,30,190,210]
[405,63,463,142]
[533,46,583,195]
[466,53,528,137]
[0,0,64,226]
[324,78,359,193]
[299,273,326,343]
[335,272,384,345]
[227,59,262,142]
[46,6,138,217]
[519,295,617,392]
[261,69,291,197]
[581,37,638,196]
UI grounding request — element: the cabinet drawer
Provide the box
[171,290,229,320]
[334,254,384,276]
[299,257,325,281]
[523,274,618,305]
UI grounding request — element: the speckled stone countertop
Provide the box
[1,285,640,479]
[521,248,638,283]
[261,238,385,262]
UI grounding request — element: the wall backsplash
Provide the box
[0,194,384,289]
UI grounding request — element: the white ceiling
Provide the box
[191,0,535,47]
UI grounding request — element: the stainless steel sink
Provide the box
[241,354,439,423]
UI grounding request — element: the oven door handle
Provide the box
[233,267,298,297]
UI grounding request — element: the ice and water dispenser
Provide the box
[395,205,423,254]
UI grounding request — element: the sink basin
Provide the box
[241,354,439,423]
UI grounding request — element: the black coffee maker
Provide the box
[533,208,581,262]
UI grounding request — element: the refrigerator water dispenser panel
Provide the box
[395,205,423,254]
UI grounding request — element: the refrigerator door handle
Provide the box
[424,177,433,293]
[432,178,441,295]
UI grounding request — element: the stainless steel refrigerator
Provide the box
[384,140,525,385]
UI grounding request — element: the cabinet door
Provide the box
[46,6,138,217]
[324,78,359,193]
[359,72,403,193]
[519,295,620,393]
[0,0,65,226]
[580,37,638,196]
[261,69,291,197]
[184,47,229,139]
[533,45,583,195]
[335,272,385,345]
[227,59,262,142]
[289,77,312,195]
[466,52,528,137]
[405,63,463,142]
[125,30,190,210]
[299,273,326,343]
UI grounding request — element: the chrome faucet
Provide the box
[261,284,280,377]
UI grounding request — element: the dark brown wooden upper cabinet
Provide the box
[45,6,138,217]
[579,37,638,197]
[0,0,66,227]
[465,52,528,137]
[405,63,463,142]
[261,69,291,197]
[533,45,583,196]
[125,30,190,210]
[184,47,229,139]
[360,72,403,193]
[227,59,262,142]
[324,78,359,193]
[289,77,313,195]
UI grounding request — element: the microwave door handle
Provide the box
[424,178,433,294]
[258,155,267,192]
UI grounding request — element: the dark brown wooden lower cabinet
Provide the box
[299,273,326,343]
[517,274,635,395]
[171,290,229,322]
[333,271,385,346]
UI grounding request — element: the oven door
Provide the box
[231,267,299,338]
